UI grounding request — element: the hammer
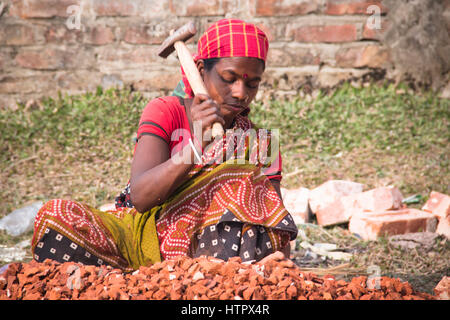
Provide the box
[158,21,224,138]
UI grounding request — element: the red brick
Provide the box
[197,258,223,274]
[96,46,159,67]
[433,276,449,300]
[132,72,181,91]
[335,45,390,68]
[351,186,403,212]
[252,22,278,43]
[290,24,358,43]
[170,0,223,16]
[422,191,450,220]
[83,26,115,45]
[349,208,438,240]
[322,291,333,300]
[123,25,165,45]
[55,70,102,93]
[92,0,169,17]
[45,25,82,44]
[0,47,18,70]
[309,180,365,214]
[9,0,79,18]
[22,292,42,300]
[46,288,62,300]
[0,74,52,94]
[436,216,450,239]
[325,0,388,15]
[281,187,311,224]
[316,186,403,226]
[0,52,6,71]
[315,199,349,226]
[267,45,320,67]
[15,47,95,70]
[0,253,438,300]
[255,0,319,16]
[0,24,45,46]
[362,19,388,40]
[14,48,55,69]
[92,0,137,16]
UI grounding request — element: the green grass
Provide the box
[0,87,147,217]
[1,87,144,162]
[0,83,449,293]
[1,82,448,217]
[250,83,449,198]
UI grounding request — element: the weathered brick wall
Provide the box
[0,0,449,108]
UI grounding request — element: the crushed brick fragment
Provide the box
[422,191,450,220]
[316,186,404,226]
[0,255,437,300]
[433,276,449,300]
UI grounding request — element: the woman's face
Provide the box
[199,57,265,127]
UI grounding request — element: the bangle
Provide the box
[188,138,202,164]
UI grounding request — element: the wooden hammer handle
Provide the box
[174,41,224,138]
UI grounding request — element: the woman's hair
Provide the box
[203,58,221,72]
[203,57,266,72]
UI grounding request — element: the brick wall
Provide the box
[0,0,449,108]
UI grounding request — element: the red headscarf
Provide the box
[174,19,269,99]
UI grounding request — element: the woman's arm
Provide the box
[130,94,225,213]
[129,135,197,213]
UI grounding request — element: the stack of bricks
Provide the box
[422,191,450,239]
[0,254,437,300]
[0,0,394,108]
[285,180,448,241]
[347,189,449,241]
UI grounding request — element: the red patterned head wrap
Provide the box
[173,19,269,99]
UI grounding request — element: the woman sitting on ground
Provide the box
[31,19,298,272]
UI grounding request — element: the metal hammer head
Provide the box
[158,21,197,58]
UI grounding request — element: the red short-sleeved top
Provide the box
[135,96,282,181]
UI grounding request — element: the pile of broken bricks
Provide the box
[1,253,446,300]
[0,180,448,300]
[282,180,450,241]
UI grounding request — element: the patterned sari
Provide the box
[31,115,297,271]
